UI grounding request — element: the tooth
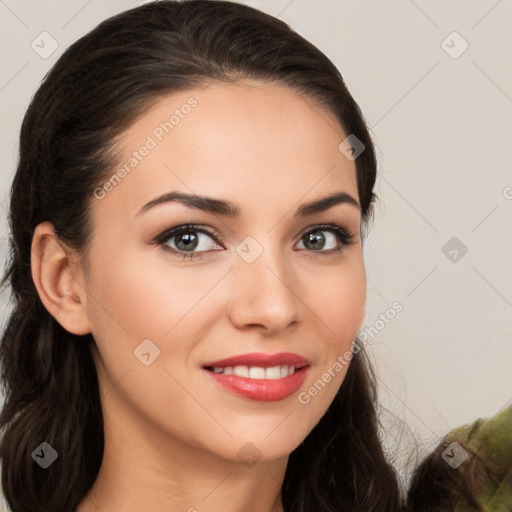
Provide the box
[265,366,281,379]
[233,365,249,377]
[249,367,266,379]
[213,365,296,379]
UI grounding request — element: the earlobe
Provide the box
[31,221,91,336]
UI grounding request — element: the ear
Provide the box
[31,221,91,335]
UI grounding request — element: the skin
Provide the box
[31,80,366,512]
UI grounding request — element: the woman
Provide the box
[0,1,403,511]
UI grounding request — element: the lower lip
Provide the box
[204,367,309,402]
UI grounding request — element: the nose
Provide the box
[227,244,300,336]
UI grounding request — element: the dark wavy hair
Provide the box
[0,1,404,510]
[405,408,512,512]
[405,438,480,512]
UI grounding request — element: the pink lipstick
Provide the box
[202,352,310,402]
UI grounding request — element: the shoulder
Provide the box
[445,404,512,511]
[406,404,512,512]
[445,404,512,474]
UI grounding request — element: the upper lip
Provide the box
[202,352,309,369]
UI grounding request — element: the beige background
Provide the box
[0,0,511,503]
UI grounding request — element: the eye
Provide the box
[154,222,355,261]
[155,224,223,260]
[296,223,355,256]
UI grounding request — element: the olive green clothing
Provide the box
[445,404,512,511]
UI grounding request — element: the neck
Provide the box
[77,397,287,512]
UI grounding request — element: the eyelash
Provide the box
[154,223,355,261]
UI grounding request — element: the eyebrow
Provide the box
[136,190,360,219]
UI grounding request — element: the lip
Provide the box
[203,366,309,402]
[202,352,310,402]
[202,352,309,369]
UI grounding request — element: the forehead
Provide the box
[95,80,358,220]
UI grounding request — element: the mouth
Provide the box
[202,352,310,402]
[203,364,301,379]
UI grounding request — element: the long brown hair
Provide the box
[0,1,403,510]
[405,439,478,511]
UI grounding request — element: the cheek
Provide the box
[86,246,207,340]
[84,245,232,391]
[299,255,365,402]
[303,257,366,338]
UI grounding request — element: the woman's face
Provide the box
[81,80,366,463]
